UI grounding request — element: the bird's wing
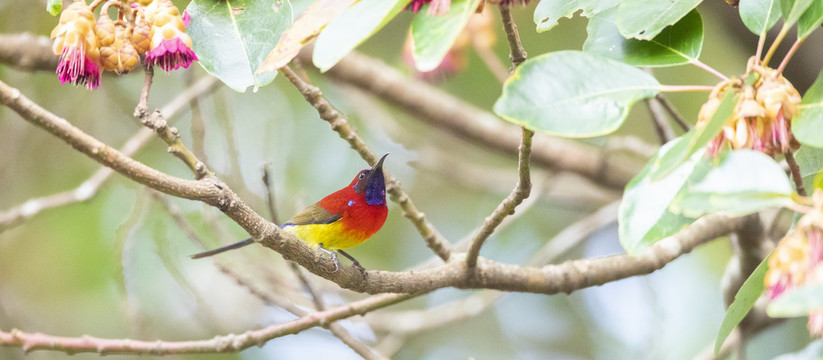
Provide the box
[284,203,342,226]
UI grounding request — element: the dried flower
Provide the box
[697,58,801,157]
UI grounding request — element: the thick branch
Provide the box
[298,49,642,190]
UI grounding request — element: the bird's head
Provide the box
[352,153,388,206]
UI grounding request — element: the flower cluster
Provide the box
[765,191,823,337]
[697,58,801,157]
[50,0,197,90]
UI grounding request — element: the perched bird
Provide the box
[191,154,390,271]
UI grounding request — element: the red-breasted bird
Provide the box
[191,154,390,271]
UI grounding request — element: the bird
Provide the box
[190,154,390,271]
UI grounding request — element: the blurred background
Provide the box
[1,0,821,359]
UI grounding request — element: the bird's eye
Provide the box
[358,172,366,179]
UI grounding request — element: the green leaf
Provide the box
[618,136,705,255]
[768,283,823,317]
[616,0,703,40]
[584,8,703,67]
[493,51,660,138]
[670,150,794,217]
[794,146,823,191]
[739,0,782,35]
[780,0,814,27]
[313,0,410,72]
[798,1,823,40]
[46,0,61,16]
[186,0,293,92]
[649,90,736,180]
[792,69,823,147]
[715,255,769,356]
[533,0,620,33]
[410,0,480,72]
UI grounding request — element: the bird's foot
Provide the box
[337,249,366,273]
[318,243,340,272]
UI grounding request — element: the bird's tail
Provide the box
[190,238,255,259]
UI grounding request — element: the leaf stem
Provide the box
[762,24,790,65]
[659,85,715,92]
[690,59,728,81]
[775,38,804,77]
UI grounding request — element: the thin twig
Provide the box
[261,163,280,224]
[278,65,454,262]
[785,149,807,197]
[466,127,533,268]
[498,3,527,68]
[644,97,675,144]
[135,65,153,117]
[655,94,691,131]
[473,42,508,83]
[0,76,217,232]
[0,293,414,355]
[466,3,533,269]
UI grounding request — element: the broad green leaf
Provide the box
[649,90,736,180]
[411,0,480,72]
[792,69,823,147]
[780,0,814,27]
[794,146,823,191]
[670,150,794,217]
[313,0,410,72]
[256,0,360,75]
[186,0,292,92]
[740,0,782,35]
[533,0,620,33]
[46,0,61,16]
[493,51,660,138]
[715,255,769,356]
[798,1,823,40]
[767,283,823,317]
[616,0,702,40]
[584,8,703,67]
[618,136,705,255]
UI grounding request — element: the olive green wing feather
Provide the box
[283,203,342,226]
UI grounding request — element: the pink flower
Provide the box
[145,37,198,71]
[56,46,101,90]
[408,0,450,15]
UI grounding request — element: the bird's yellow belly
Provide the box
[283,222,371,250]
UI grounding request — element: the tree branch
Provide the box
[0,293,413,355]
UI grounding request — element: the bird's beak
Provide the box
[371,153,388,171]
